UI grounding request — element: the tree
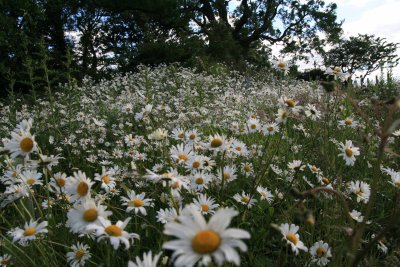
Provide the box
[324,34,400,84]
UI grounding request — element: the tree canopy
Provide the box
[324,34,400,84]
[0,0,344,95]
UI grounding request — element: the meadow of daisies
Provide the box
[0,64,399,267]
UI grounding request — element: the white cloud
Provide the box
[330,0,376,7]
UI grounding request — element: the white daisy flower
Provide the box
[233,191,257,208]
[204,134,229,152]
[325,66,349,81]
[171,127,186,141]
[19,169,43,187]
[186,129,201,144]
[279,223,308,255]
[128,251,162,267]
[348,180,371,203]
[65,171,94,203]
[163,205,250,267]
[66,242,91,267]
[66,199,112,234]
[241,162,254,177]
[192,194,220,215]
[257,186,273,203]
[262,122,279,135]
[87,217,139,250]
[4,130,38,159]
[338,140,360,166]
[278,96,302,116]
[9,219,48,245]
[0,254,11,266]
[275,108,290,124]
[216,165,237,184]
[170,144,193,164]
[309,240,332,266]
[49,172,68,193]
[272,58,290,75]
[94,166,116,192]
[304,104,322,120]
[189,170,212,191]
[349,209,364,223]
[338,117,358,128]
[156,208,180,224]
[230,139,249,157]
[246,118,261,133]
[120,190,154,216]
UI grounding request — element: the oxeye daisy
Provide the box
[171,127,186,141]
[204,134,229,152]
[339,117,358,128]
[240,163,253,177]
[230,139,249,157]
[94,166,116,192]
[66,242,91,267]
[349,210,364,223]
[309,241,332,266]
[0,254,11,266]
[325,66,349,81]
[216,165,237,184]
[185,155,206,172]
[192,194,219,215]
[156,207,180,224]
[279,223,308,255]
[288,160,305,172]
[275,108,290,124]
[262,122,279,135]
[4,130,38,159]
[10,219,48,245]
[304,104,321,121]
[19,169,43,187]
[49,172,68,193]
[272,58,290,75]
[148,128,168,141]
[65,171,94,203]
[87,217,139,250]
[186,129,201,144]
[66,199,112,234]
[189,170,212,191]
[279,96,302,116]
[163,205,250,267]
[120,190,154,216]
[348,180,371,203]
[170,144,193,164]
[246,118,261,133]
[257,186,273,203]
[338,140,360,166]
[128,251,162,267]
[233,191,257,208]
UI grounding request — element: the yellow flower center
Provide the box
[235,146,242,151]
[102,175,110,184]
[23,227,37,236]
[395,181,400,188]
[316,247,326,257]
[356,190,364,197]
[192,161,201,168]
[267,127,274,132]
[311,165,317,172]
[83,208,98,222]
[241,196,250,203]
[286,99,295,108]
[26,178,35,185]
[129,199,144,207]
[345,119,353,125]
[244,165,251,172]
[260,191,268,197]
[322,177,330,185]
[178,133,185,139]
[189,134,196,140]
[278,62,286,69]
[105,225,122,237]
[192,230,221,254]
[75,249,86,259]
[286,233,298,245]
[171,181,180,189]
[56,178,66,187]
[223,172,230,181]
[210,138,222,148]
[178,154,188,161]
[20,137,34,153]
[250,124,257,129]
[334,66,341,73]
[195,177,204,185]
[345,148,353,157]
[1,258,9,265]
[76,181,89,197]
[201,204,209,212]
[12,171,17,177]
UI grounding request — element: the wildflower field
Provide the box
[0,65,399,267]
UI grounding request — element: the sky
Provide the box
[330,0,400,79]
[268,0,400,80]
